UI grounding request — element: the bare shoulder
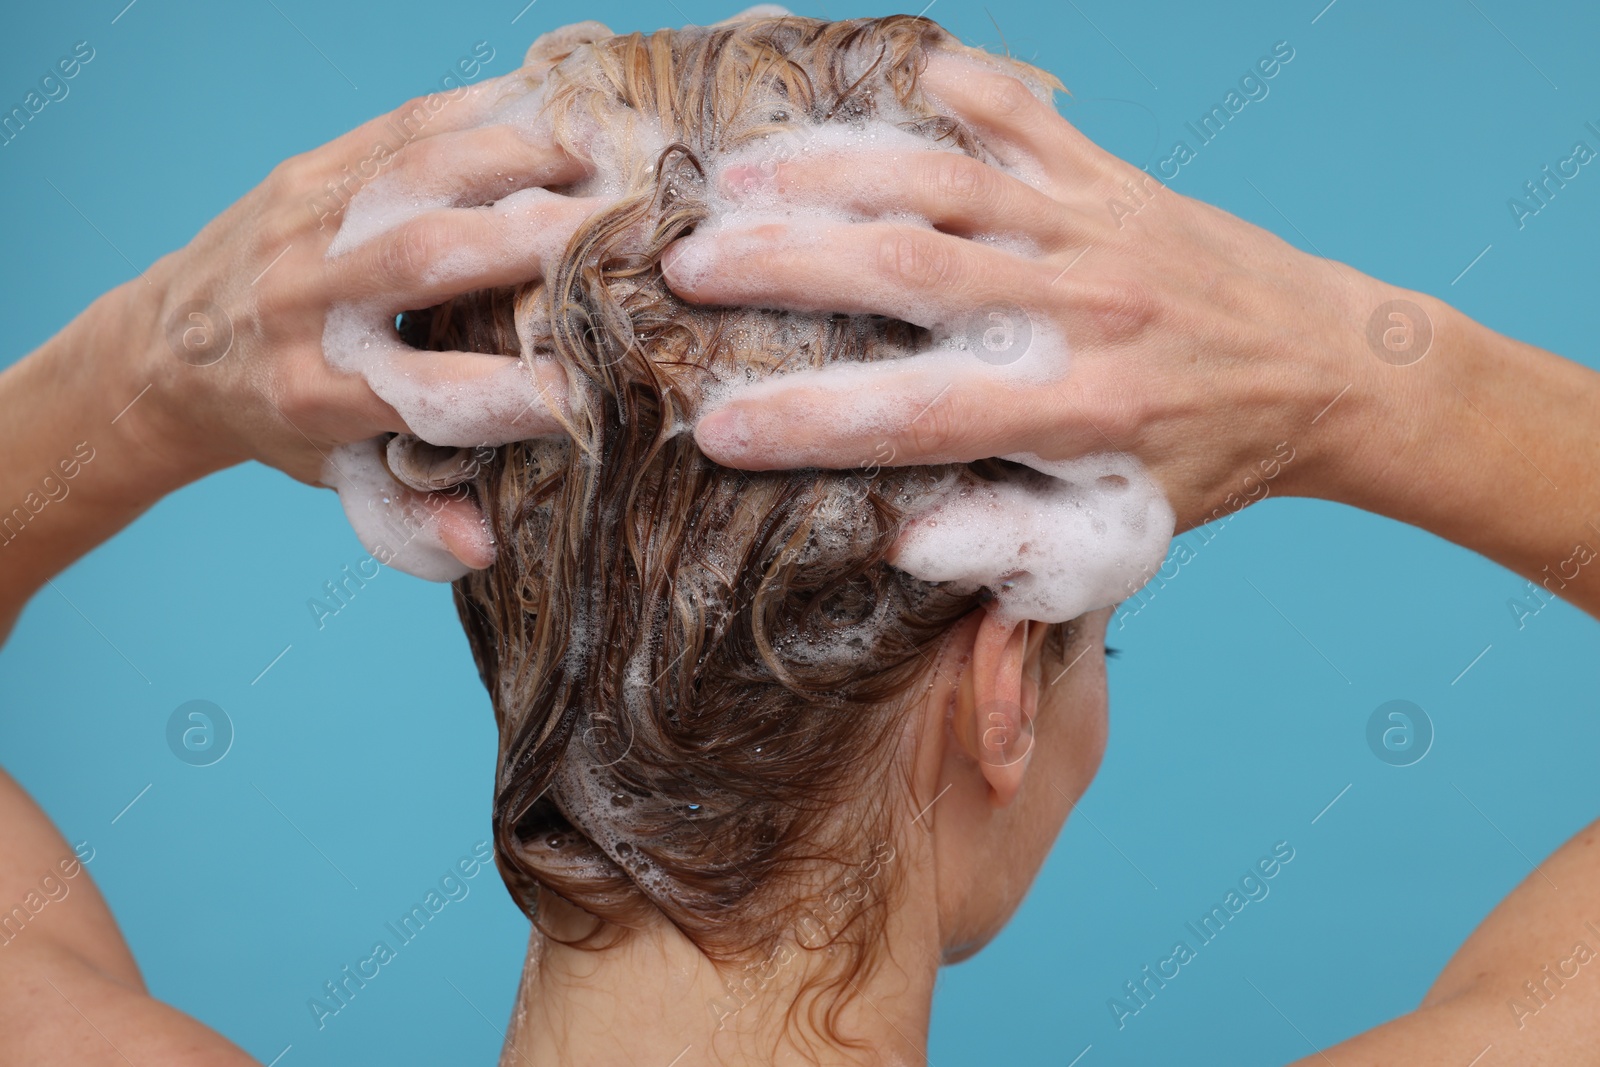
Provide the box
[0,939,259,1066]
[1288,818,1600,1066]
[0,768,257,1064]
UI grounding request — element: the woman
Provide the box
[413,20,1119,1062]
[2,13,1598,1067]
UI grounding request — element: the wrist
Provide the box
[1304,276,1597,577]
[1285,271,1448,515]
[89,273,236,500]
[0,277,223,621]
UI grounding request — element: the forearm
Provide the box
[0,281,213,642]
[1326,287,1600,621]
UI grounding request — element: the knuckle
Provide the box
[266,152,317,195]
[878,232,960,293]
[984,76,1037,120]
[900,395,962,460]
[377,218,447,282]
[396,125,490,178]
[1082,277,1158,343]
[382,135,426,178]
[479,122,535,165]
[927,154,986,207]
[258,206,305,252]
[398,93,446,130]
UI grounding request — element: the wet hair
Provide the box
[414,13,1065,1033]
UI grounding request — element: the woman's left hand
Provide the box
[662,48,1394,534]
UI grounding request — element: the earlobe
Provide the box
[956,612,1044,807]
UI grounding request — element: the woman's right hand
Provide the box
[0,22,617,618]
[110,23,618,563]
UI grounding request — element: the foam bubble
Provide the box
[322,303,561,448]
[321,439,473,582]
[326,80,556,257]
[659,77,1174,622]
[318,71,660,498]
[728,4,794,18]
[319,37,1164,611]
[893,453,1174,624]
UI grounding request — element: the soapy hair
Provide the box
[421,13,1065,1035]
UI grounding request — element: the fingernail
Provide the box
[661,237,712,292]
[720,163,770,198]
[694,406,752,462]
[661,239,688,275]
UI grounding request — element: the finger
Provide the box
[385,434,488,492]
[662,217,1052,329]
[434,489,497,570]
[920,51,1106,186]
[693,352,1062,470]
[385,350,570,444]
[295,72,557,238]
[296,337,572,444]
[522,20,614,69]
[325,188,607,309]
[374,124,588,212]
[319,72,537,174]
[718,148,1076,244]
[323,438,496,579]
[323,302,572,446]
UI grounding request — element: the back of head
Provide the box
[418,13,1063,986]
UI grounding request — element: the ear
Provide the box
[953,610,1048,807]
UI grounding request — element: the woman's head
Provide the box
[415,11,1105,1026]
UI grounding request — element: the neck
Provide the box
[500,889,939,1067]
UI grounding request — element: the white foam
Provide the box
[892,453,1174,624]
[318,34,1172,618]
[322,303,567,448]
[725,4,794,18]
[663,75,1176,623]
[665,112,1061,367]
[325,182,455,259]
[321,439,473,582]
[661,123,958,324]
[326,81,556,257]
[318,68,660,485]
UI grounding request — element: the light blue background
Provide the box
[3,1,1598,1064]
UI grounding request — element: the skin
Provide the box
[3,16,1600,1067]
[498,611,1106,1066]
[675,51,1600,622]
[0,590,1100,1066]
[0,23,617,642]
[660,48,1600,1066]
